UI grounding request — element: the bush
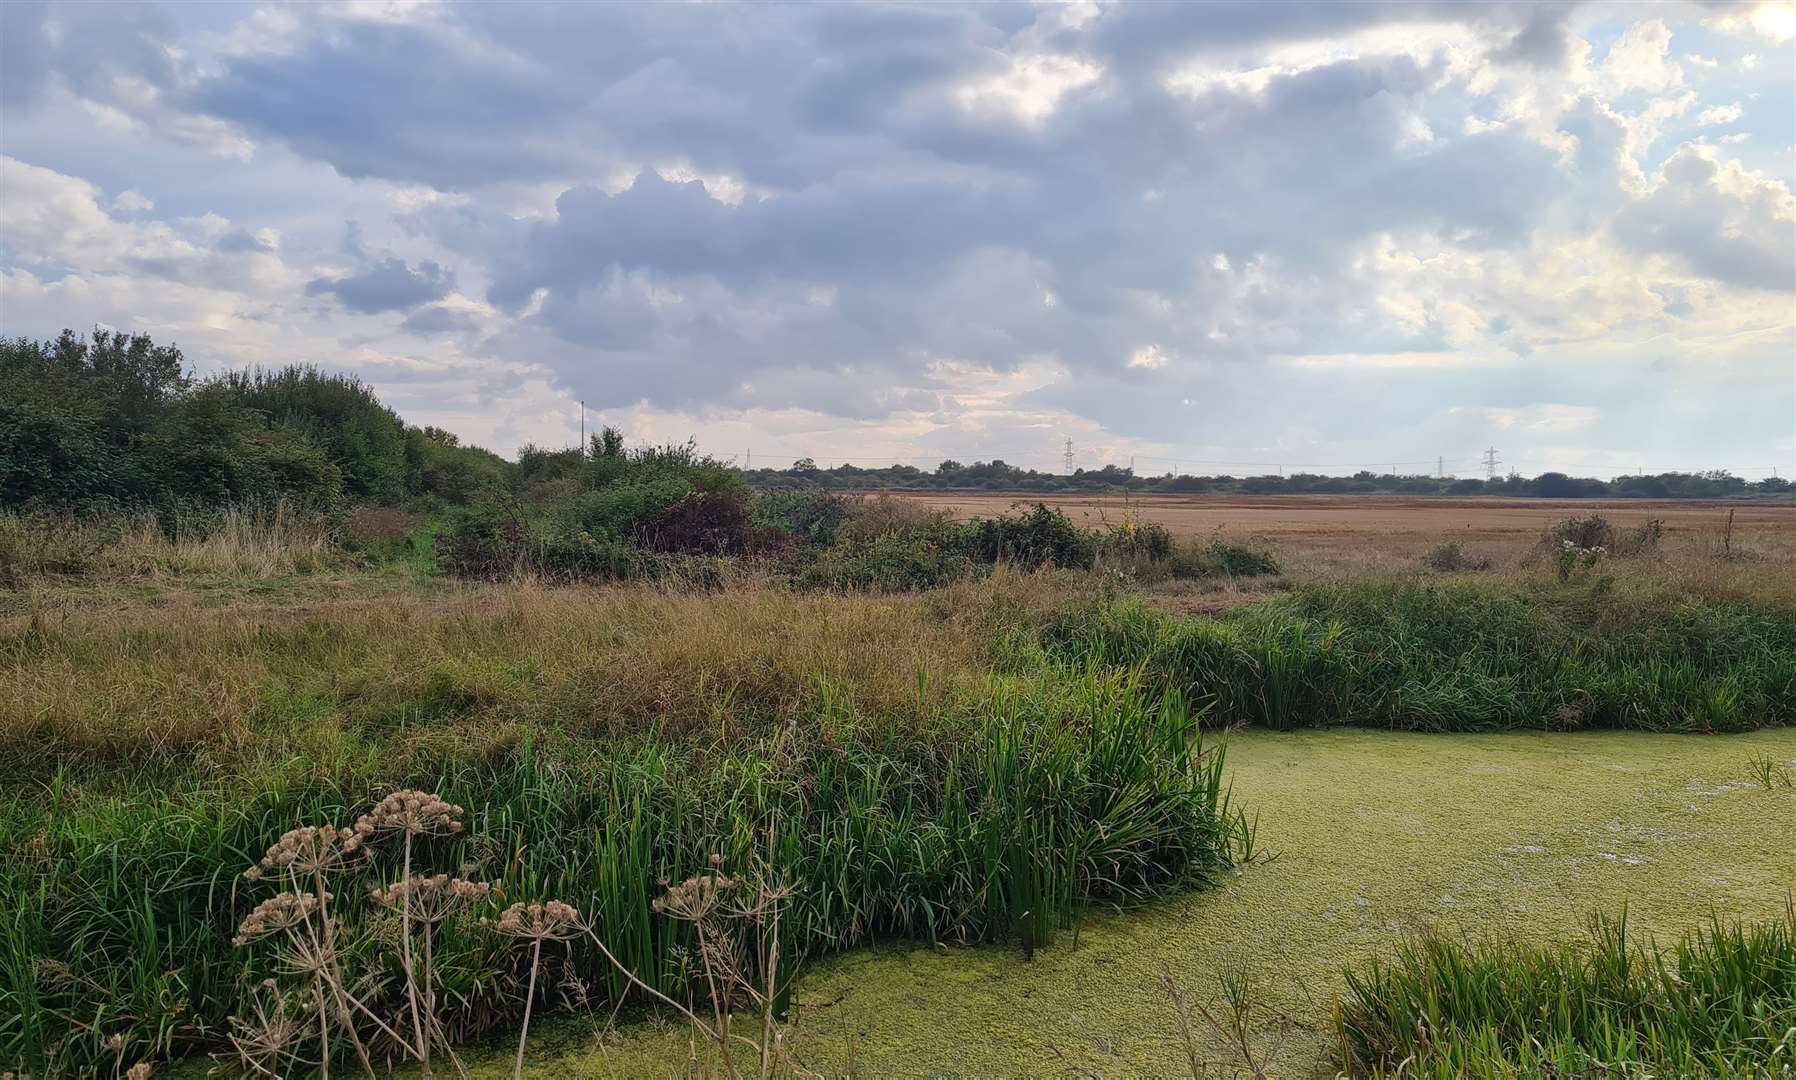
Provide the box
[835,494,952,541]
[1549,515,1615,550]
[1166,539,1282,579]
[947,503,1097,568]
[1421,541,1490,572]
[795,532,977,592]
[1615,518,1664,556]
[751,489,851,546]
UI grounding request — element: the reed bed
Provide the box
[1334,907,1796,1076]
[0,672,1239,1073]
[1037,577,1796,732]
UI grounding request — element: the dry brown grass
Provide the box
[0,506,339,588]
[0,570,1078,773]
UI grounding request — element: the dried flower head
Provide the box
[244,823,363,882]
[233,892,322,946]
[226,984,307,1076]
[125,1065,151,1080]
[352,790,465,837]
[369,873,492,923]
[653,872,737,922]
[486,900,583,942]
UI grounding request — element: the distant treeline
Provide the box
[4,327,1786,513]
[747,460,1790,499]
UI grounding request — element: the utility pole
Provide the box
[1437,456,1444,478]
[1063,437,1075,476]
[1483,446,1501,481]
[579,400,586,458]
[746,448,751,469]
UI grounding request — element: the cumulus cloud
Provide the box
[307,255,454,314]
[0,1,1791,471]
[1615,146,1796,290]
[1697,102,1744,126]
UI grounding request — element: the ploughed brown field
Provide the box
[880,491,1796,578]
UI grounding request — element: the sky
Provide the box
[1,0,1792,478]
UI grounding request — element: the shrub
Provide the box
[1615,518,1664,556]
[1421,541,1490,572]
[947,503,1097,568]
[795,532,978,592]
[752,489,851,546]
[1165,539,1282,579]
[834,494,952,542]
[1549,515,1615,550]
[636,490,762,556]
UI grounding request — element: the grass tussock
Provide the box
[1334,907,1796,1077]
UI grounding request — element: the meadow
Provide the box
[3,484,1793,1078]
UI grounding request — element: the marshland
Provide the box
[4,337,1795,1077]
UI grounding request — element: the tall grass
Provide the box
[0,576,1079,772]
[1334,906,1796,1076]
[1036,577,1796,731]
[0,504,338,586]
[0,672,1238,1073]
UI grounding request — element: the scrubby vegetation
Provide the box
[5,329,1791,1075]
[1336,908,1796,1076]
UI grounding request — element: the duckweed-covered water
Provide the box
[496,728,1796,1077]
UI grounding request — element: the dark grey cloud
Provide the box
[1615,148,1795,291]
[308,256,453,314]
[401,304,480,336]
[2,0,1790,469]
[214,227,273,254]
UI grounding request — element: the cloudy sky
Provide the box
[2,1,1792,477]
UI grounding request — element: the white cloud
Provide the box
[111,189,154,213]
[1603,20,1683,92]
[957,54,1102,126]
[1480,404,1603,432]
[1127,344,1169,370]
[0,2,1790,469]
[1697,102,1744,126]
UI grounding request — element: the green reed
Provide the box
[0,671,1235,1073]
[1335,905,1796,1076]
